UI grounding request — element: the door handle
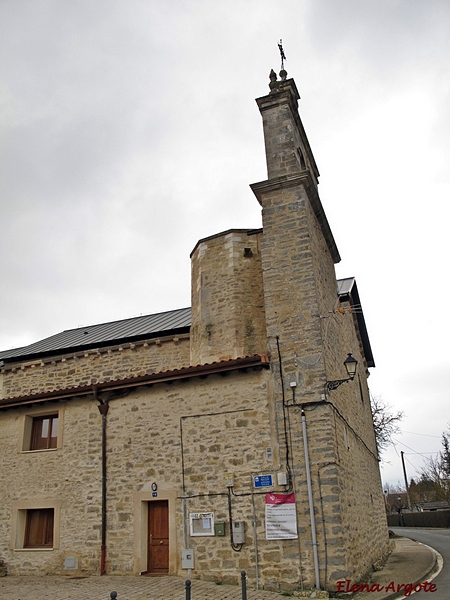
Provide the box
[159,540,164,545]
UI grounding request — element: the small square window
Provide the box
[20,409,63,453]
[29,415,58,450]
[24,508,54,548]
[12,501,61,550]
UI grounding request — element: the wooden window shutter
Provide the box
[24,509,54,548]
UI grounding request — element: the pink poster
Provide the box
[265,493,297,540]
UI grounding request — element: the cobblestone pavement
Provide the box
[0,575,285,600]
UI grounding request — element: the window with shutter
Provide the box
[30,415,58,450]
[24,509,54,548]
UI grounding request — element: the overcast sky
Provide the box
[1,0,449,487]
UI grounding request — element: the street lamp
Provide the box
[325,353,358,392]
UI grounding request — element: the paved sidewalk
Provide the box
[0,534,440,600]
[352,535,438,600]
[0,574,283,600]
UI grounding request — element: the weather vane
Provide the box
[278,39,286,70]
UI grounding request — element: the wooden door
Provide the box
[147,500,169,574]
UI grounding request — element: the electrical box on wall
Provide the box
[232,521,245,544]
[277,472,288,485]
[225,472,234,487]
[182,549,194,569]
[214,522,225,536]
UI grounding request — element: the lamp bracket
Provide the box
[325,378,352,392]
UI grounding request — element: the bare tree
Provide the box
[383,482,405,495]
[440,425,450,481]
[370,394,404,456]
[419,423,450,500]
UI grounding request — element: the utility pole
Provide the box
[401,451,412,511]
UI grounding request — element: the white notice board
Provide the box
[265,493,298,540]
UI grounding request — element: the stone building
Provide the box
[0,70,389,592]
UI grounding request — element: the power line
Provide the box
[401,430,441,439]
[402,451,440,456]
[404,455,421,473]
[391,438,439,458]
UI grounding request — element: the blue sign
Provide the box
[253,474,273,488]
[152,491,158,497]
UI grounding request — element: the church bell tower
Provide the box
[251,68,341,398]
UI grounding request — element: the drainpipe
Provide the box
[251,484,259,590]
[94,387,109,576]
[301,409,320,591]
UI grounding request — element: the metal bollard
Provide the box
[185,578,192,600]
[241,571,247,600]
[110,593,117,599]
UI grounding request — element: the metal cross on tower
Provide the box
[278,39,286,70]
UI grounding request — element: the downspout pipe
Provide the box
[95,387,109,576]
[301,409,321,591]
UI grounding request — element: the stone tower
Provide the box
[251,70,342,395]
[250,70,389,588]
[190,229,267,366]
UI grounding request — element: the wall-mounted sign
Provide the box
[151,482,157,491]
[265,493,297,540]
[253,474,273,488]
[189,512,215,536]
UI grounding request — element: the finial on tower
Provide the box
[269,69,278,91]
[278,39,287,80]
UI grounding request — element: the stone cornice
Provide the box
[255,84,299,116]
[0,353,271,408]
[0,333,190,373]
[190,228,256,258]
[250,173,341,264]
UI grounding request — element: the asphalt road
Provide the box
[391,527,449,600]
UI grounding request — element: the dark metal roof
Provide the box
[0,307,191,363]
[0,278,374,367]
[0,346,25,360]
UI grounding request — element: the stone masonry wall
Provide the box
[258,181,328,399]
[0,334,190,399]
[257,79,318,187]
[295,213,388,584]
[1,397,103,575]
[1,367,327,591]
[190,230,267,365]
[104,367,302,588]
[253,78,389,589]
[317,297,388,585]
